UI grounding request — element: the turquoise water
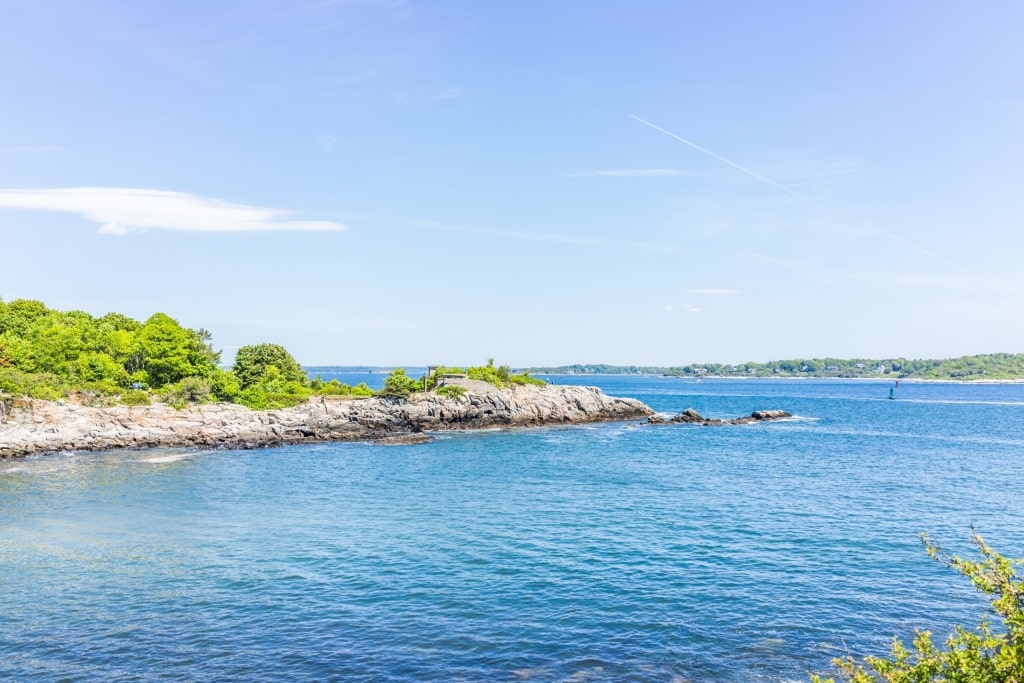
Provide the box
[2,377,1023,681]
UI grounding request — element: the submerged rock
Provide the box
[373,433,433,446]
[0,384,653,458]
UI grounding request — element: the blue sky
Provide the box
[2,1,1022,366]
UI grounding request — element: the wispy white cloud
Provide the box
[434,221,613,248]
[317,133,341,150]
[686,288,741,295]
[567,168,690,178]
[0,188,347,234]
[813,269,1015,293]
[417,219,686,253]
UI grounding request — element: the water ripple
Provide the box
[2,379,1023,681]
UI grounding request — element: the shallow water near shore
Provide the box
[2,377,1024,682]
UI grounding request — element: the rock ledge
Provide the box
[0,384,654,458]
[646,408,792,426]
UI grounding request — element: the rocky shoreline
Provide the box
[0,384,654,458]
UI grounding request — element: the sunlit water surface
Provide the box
[2,377,1023,681]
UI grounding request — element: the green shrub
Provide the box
[812,529,1024,683]
[463,360,544,388]
[314,378,351,396]
[209,368,241,402]
[120,390,151,406]
[435,384,466,399]
[264,392,310,409]
[351,382,373,397]
[162,376,213,409]
[235,386,310,410]
[507,372,546,387]
[0,368,67,400]
[233,365,312,410]
[236,386,269,410]
[467,365,503,387]
[431,366,467,379]
[82,379,122,395]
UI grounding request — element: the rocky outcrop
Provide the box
[0,384,653,458]
[646,408,791,426]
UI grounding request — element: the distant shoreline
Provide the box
[534,373,1024,384]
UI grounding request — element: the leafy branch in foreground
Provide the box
[812,529,1024,682]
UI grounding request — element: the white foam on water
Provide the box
[143,452,193,464]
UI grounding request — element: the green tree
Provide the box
[813,530,1024,683]
[75,351,130,387]
[0,299,49,337]
[381,368,420,398]
[232,343,306,389]
[97,312,143,374]
[137,313,218,387]
[25,310,100,376]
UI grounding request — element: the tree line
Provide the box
[529,355,1024,380]
[0,298,542,409]
[0,298,370,409]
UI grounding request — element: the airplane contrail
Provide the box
[630,114,803,198]
[630,114,966,273]
[882,232,966,272]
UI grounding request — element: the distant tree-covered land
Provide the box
[0,298,541,409]
[528,354,1024,381]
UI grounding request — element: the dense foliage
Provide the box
[466,360,547,388]
[0,298,363,410]
[0,298,228,402]
[435,384,466,399]
[309,375,373,397]
[0,298,541,410]
[812,530,1024,683]
[233,344,307,389]
[376,360,546,401]
[229,343,311,410]
[529,354,1024,380]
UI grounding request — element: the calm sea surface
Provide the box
[2,377,1024,682]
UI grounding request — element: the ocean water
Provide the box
[2,377,1023,682]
